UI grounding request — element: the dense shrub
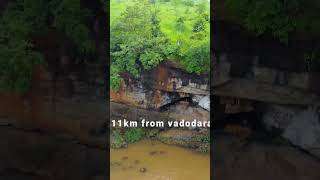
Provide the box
[198,134,210,144]
[182,40,210,74]
[125,128,145,143]
[110,1,175,90]
[192,18,206,33]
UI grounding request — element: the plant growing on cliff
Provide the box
[125,128,145,143]
[197,134,210,144]
[0,0,94,92]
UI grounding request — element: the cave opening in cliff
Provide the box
[158,96,192,112]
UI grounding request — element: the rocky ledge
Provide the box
[110,61,210,152]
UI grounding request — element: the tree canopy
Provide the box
[110,0,210,90]
[226,0,320,44]
[0,0,94,92]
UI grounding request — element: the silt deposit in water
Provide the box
[110,140,210,180]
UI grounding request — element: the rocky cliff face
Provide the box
[212,23,320,157]
[0,1,108,179]
[0,62,107,144]
[111,61,210,123]
[213,52,320,105]
[0,62,107,180]
[212,20,320,105]
[212,1,320,178]
[110,61,210,152]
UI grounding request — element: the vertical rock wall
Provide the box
[0,62,107,180]
[111,61,210,122]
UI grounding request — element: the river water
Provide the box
[110,140,210,180]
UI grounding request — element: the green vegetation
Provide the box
[194,133,210,153]
[111,128,146,148]
[111,129,127,148]
[197,134,210,144]
[182,41,210,73]
[226,0,320,44]
[0,0,94,92]
[111,0,210,90]
[125,128,145,143]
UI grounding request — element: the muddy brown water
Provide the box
[110,140,210,180]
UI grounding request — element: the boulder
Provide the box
[263,104,320,158]
[199,95,210,111]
